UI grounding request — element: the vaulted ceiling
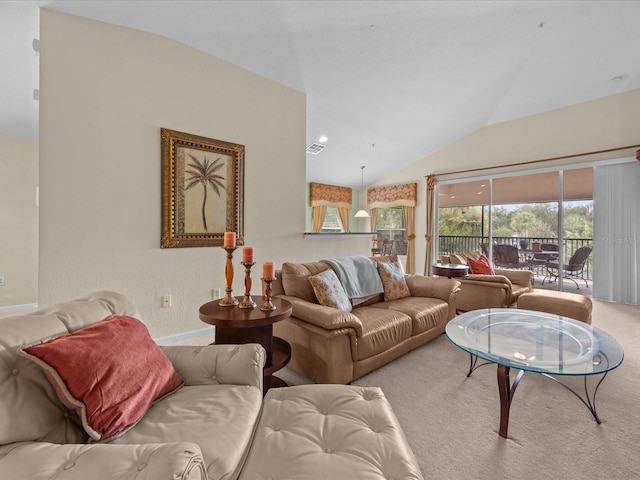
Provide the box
[3,1,640,188]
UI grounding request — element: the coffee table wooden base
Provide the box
[483,358,608,439]
[497,365,525,438]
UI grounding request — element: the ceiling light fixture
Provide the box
[354,165,370,218]
[318,135,328,143]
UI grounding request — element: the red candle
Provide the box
[263,262,275,279]
[242,247,254,263]
[223,231,236,248]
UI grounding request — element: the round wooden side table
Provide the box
[199,296,292,394]
[432,263,469,279]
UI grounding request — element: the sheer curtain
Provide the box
[369,207,379,233]
[311,206,327,233]
[423,175,436,275]
[336,207,350,233]
[593,161,640,304]
[402,206,416,274]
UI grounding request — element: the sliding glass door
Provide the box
[437,167,593,295]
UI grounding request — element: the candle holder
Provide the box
[239,262,257,309]
[219,246,239,307]
[260,277,277,311]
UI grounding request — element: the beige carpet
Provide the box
[279,300,640,479]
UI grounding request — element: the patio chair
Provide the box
[543,245,592,289]
[380,239,394,255]
[492,244,529,269]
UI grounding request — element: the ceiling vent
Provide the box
[306,143,326,155]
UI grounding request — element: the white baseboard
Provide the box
[155,326,215,346]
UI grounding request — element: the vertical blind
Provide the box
[593,161,640,305]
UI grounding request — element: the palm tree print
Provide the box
[185,154,226,231]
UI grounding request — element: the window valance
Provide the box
[309,183,352,208]
[367,183,417,208]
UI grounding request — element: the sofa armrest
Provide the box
[161,343,265,390]
[495,269,533,287]
[405,275,461,303]
[275,295,363,336]
[0,441,206,480]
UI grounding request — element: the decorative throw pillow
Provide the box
[308,269,352,312]
[19,315,184,442]
[377,261,411,301]
[281,262,331,303]
[467,255,495,275]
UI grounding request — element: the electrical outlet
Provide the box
[211,288,222,300]
[0,276,4,286]
[161,295,172,308]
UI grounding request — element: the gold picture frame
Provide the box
[161,128,244,248]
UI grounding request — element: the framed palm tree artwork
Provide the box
[161,128,244,248]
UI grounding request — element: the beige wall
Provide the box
[0,136,38,308]
[37,10,640,334]
[39,11,369,338]
[377,89,640,275]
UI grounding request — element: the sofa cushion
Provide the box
[19,315,184,442]
[113,384,263,480]
[281,261,330,303]
[309,269,352,312]
[467,255,495,275]
[351,306,412,360]
[377,261,411,301]
[370,296,449,336]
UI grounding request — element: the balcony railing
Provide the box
[438,236,593,280]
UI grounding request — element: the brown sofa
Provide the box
[439,252,533,312]
[272,255,460,384]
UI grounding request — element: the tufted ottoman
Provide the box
[238,384,424,479]
[517,290,592,324]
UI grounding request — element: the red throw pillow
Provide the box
[19,315,183,442]
[467,255,495,275]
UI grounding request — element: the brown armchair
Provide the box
[440,252,533,313]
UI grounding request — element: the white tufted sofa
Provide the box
[0,291,423,480]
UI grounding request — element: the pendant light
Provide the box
[354,165,370,218]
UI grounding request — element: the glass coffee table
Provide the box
[446,308,624,438]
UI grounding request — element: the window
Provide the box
[376,207,407,255]
[321,207,343,232]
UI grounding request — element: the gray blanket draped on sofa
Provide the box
[321,256,384,299]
